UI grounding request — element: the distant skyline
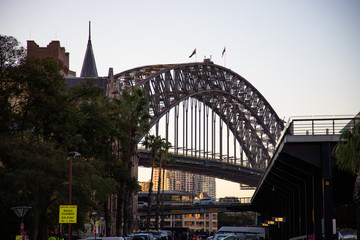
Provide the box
[1,0,359,197]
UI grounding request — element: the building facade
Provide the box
[138,190,217,232]
[140,169,217,232]
[27,40,76,77]
[152,169,216,199]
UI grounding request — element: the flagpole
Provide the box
[224,51,226,68]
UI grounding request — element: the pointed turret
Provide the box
[80,21,98,78]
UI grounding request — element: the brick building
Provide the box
[27,40,76,77]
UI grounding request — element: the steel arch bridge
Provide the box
[112,60,284,177]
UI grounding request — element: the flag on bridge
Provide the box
[222,47,226,57]
[189,48,196,58]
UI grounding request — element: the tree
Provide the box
[115,87,150,235]
[0,35,25,78]
[0,36,119,240]
[0,35,26,133]
[333,122,360,237]
[0,35,151,239]
[0,134,115,240]
[142,135,171,229]
[142,134,159,230]
[155,139,171,229]
[159,149,174,228]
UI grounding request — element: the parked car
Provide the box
[84,237,124,240]
[213,234,232,240]
[131,233,154,240]
[338,228,357,240]
[150,230,162,240]
[193,198,214,205]
[137,201,148,208]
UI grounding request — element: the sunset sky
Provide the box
[1,0,359,197]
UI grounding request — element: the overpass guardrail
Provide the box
[286,116,359,136]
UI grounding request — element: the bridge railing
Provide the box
[286,116,359,136]
[142,197,252,206]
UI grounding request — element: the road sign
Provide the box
[94,220,99,233]
[59,205,77,223]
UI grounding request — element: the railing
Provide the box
[140,197,252,206]
[217,197,252,204]
[286,116,359,136]
[272,116,359,155]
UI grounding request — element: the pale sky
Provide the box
[1,0,359,198]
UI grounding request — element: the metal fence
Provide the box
[286,117,359,136]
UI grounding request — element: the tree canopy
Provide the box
[0,35,149,240]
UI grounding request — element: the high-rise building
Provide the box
[152,169,216,199]
[146,169,217,231]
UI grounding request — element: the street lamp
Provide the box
[67,151,81,240]
[11,206,31,238]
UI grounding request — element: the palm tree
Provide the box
[333,121,360,236]
[160,151,175,228]
[116,87,150,235]
[142,134,163,230]
[142,135,172,230]
[155,139,172,229]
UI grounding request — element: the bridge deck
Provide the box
[138,150,263,187]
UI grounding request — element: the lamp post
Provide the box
[67,151,81,240]
[11,206,31,238]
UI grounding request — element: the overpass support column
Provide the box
[322,143,334,239]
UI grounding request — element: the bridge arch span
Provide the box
[113,61,284,168]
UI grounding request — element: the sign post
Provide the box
[94,221,99,240]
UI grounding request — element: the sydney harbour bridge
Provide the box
[68,56,358,239]
[109,59,285,187]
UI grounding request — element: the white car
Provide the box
[193,198,214,205]
[131,233,154,240]
[137,201,148,208]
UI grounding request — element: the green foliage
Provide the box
[0,35,149,239]
[117,87,150,157]
[334,123,360,175]
[334,122,360,206]
[0,134,69,239]
[142,134,172,229]
[0,34,26,77]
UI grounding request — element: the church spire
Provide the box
[88,21,91,40]
[80,21,98,78]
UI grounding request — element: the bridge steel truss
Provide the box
[113,61,284,170]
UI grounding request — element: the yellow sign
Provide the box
[59,205,77,223]
[16,235,23,240]
[171,209,181,213]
